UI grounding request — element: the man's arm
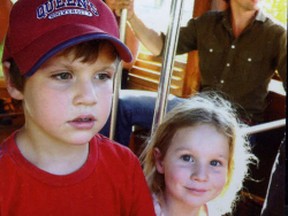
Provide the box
[114,0,164,56]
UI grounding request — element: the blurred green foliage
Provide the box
[264,0,287,26]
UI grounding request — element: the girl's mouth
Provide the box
[186,187,208,196]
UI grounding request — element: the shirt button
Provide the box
[247,58,252,62]
[209,49,213,52]
[226,63,230,67]
[231,45,235,49]
[220,80,225,84]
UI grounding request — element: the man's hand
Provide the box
[113,0,135,21]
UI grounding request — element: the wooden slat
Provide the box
[127,51,187,97]
[0,79,10,98]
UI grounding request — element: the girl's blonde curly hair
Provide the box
[140,91,257,215]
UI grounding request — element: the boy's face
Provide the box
[18,44,117,145]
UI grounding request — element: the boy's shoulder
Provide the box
[0,132,138,164]
[0,131,14,159]
[91,133,139,163]
[0,133,142,179]
[93,133,132,151]
[0,132,16,181]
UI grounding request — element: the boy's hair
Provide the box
[2,0,131,77]
[8,40,120,92]
[141,91,257,215]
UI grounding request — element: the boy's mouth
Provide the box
[69,115,96,129]
[73,117,95,122]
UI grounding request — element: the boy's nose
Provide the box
[191,164,208,182]
[73,80,98,106]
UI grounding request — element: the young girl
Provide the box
[141,92,257,216]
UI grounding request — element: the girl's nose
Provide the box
[191,164,208,182]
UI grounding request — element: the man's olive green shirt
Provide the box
[163,9,286,123]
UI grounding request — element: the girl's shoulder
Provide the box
[152,193,163,216]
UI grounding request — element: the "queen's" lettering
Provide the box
[36,0,99,19]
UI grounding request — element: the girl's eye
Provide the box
[210,160,222,167]
[52,72,72,80]
[180,155,194,163]
[95,73,111,81]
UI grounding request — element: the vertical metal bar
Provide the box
[109,9,128,140]
[151,0,185,134]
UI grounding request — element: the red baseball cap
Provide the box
[2,0,132,77]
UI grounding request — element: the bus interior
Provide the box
[0,0,286,215]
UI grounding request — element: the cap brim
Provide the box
[10,24,132,76]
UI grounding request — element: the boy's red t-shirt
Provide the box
[0,132,155,216]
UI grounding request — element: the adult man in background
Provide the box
[100,0,286,147]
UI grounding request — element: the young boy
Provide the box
[0,0,155,215]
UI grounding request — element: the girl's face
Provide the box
[17,44,117,146]
[155,124,229,210]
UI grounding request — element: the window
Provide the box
[134,0,194,62]
[127,0,194,97]
[127,0,286,98]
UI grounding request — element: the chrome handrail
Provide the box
[151,0,186,134]
[242,118,286,135]
[109,9,128,140]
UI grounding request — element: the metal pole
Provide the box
[241,118,286,135]
[109,9,128,140]
[151,0,185,134]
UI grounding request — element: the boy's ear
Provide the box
[2,61,24,100]
[153,148,164,174]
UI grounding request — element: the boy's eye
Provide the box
[95,73,111,81]
[52,72,72,80]
[180,155,194,163]
[210,160,222,167]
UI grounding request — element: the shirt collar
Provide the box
[222,8,267,24]
[255,9,267,22]
[221,8,267,36]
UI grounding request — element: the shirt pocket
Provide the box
[198,41,225,83]
[234,51,265,83]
